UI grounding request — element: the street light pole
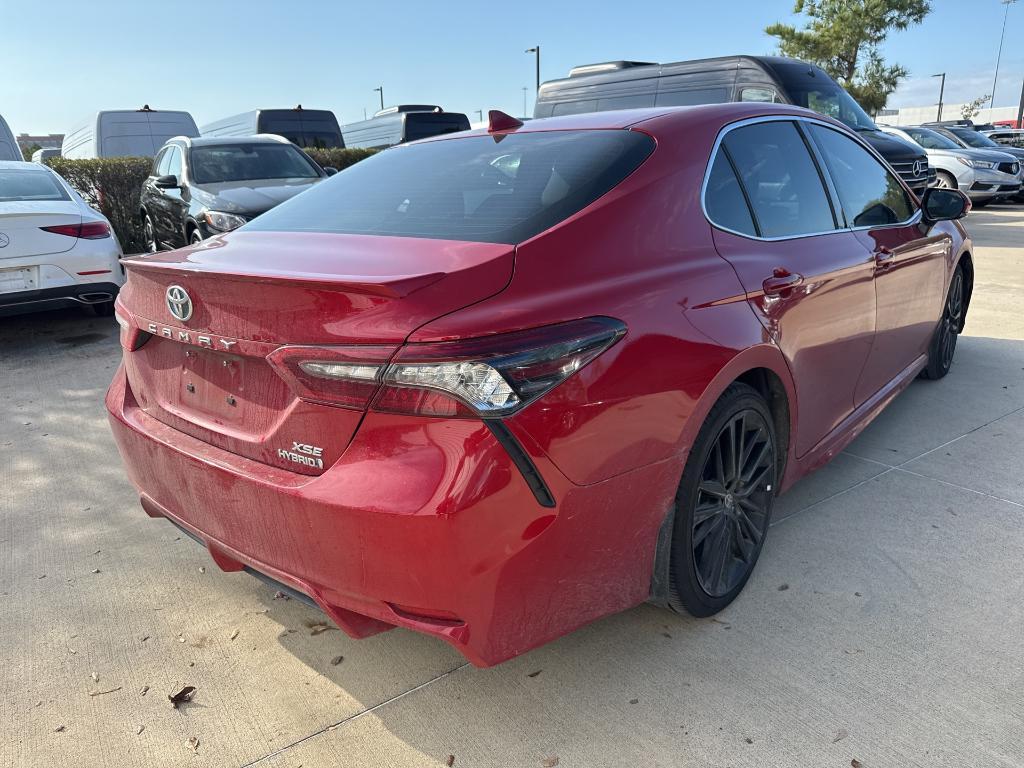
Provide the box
[475,109,483,122]
[522,86,528,118]
[933,73,946,122]
[1017,78,1024,128]
[524,46,540,92]
[373,86,384,112]
[991,0,1018,109]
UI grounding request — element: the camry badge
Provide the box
[166,285,193,322]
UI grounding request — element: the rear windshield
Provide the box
[190,143,321,184]
[404,114,471,142]
[0,169,70,201]
[246,130,655,244]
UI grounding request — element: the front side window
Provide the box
[720,121,836,238]
[739,87,778,103]
[151,147,168,176]
[809,124,914,227]
[189,144,321,184]
[0,169,70,202]
[903,127,960,150]
[165,147,182,179]
[247,129,655,244]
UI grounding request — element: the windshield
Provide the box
[0,169,70,201]
[904,127,961,150]
[948,128,998,148]
[246,129,655,244]
[189,143,320,184]
[769,61,877,131]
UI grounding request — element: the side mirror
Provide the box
[154,174,179,189]
[323,166,338,176]
[922,187,970,222]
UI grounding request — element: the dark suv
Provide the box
[140,134,332,251]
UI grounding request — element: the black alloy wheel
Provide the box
[669,383,777,616]
[143,213,157,253]
[923,265,965,380]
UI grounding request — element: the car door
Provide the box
[806,123,948,404]
[143,148,172,245]
[706,118,877,457]
[160,146,189,248]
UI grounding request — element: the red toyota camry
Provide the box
[107,104,972,666]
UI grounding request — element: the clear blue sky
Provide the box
[3,0,1022,135]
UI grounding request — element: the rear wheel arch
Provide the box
[956,251,974,332]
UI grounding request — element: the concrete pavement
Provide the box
[1,207,1022,767]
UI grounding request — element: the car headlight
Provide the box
[202,211,247,232]
[955,156,975,168]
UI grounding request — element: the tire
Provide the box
[922,263,966,380]
[142,212,158,253]
[668,383,777,617]
[934,171,957,190]
[189,228,204,245]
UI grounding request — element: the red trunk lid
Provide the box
[118,232,514,474]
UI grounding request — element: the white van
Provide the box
[0,114,19,161]
[62,107,199,159]
[200,107,344,148]
[31,147,61,163]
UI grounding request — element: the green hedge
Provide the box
[45,148,378,255]
[304,147,378,170]
[46,157,152,253]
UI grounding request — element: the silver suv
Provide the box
[879,124,1022,206]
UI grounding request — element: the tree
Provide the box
[21,143,41,161]
[960,94,991,121]
[766,0,931,114]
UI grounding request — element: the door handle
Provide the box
[874,246,895,269]
[762,268,804,295]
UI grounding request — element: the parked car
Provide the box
[108,103,971,667]
[879,125,1021,205]
[342,106,471,149]
[139,134,332,250]
[931,124,1024,201]
[62,107,199,159]
[981,128,1024,148]
[201,106,344,149]
[534,55,935,197]
[0,160,123,317]
[0,114,19,161]
[31,148,61,163]
[992,119,1022,129]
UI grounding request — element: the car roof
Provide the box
[166,134,296,149]
[0,160,50,171]
[416,103,841,142]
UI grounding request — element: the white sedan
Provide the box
[0,160,123,317]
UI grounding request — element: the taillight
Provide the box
[40,221,111,239]
[114,303,149,351]
[268,317,626,418]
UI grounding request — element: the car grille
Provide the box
[998,184,1020,192]
[998,161,1020,175]
[891,159,930,188]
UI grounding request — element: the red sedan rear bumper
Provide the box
[106,364,683,666]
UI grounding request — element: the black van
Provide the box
[200,107,345,149]
[341,106,471,150]
[535,56,933,196]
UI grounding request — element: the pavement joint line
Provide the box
[770,467,897,529]
[894,403,1024,469]
[890,466,1024,509]
[238,661,471,767]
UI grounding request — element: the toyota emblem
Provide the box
[166,285,193,322]
[913,159,924,177]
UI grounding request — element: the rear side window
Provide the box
[704,152,756,236]
[0,169,70,201]
[808,125,914,227]
[247,130,655,244]
[655,88,730,107]
[721,121,836,238]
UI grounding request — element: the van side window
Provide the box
[597,95,655,111]
[655,88,729,107]
[551,100,598,116]
[704,151,757,237]
[808,124,914,227]
[722,121,837,238]
[739,87,778,103]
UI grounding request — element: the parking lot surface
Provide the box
[2,208,1023,767]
